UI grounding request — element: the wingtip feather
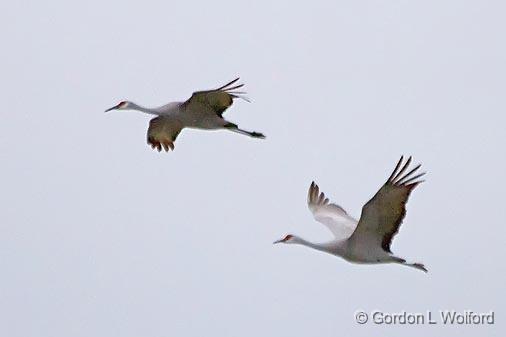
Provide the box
[387,156,404,182]
[217,77,241,90]
[392,156,412,182]
[402,172,426,186]
[396,163,422,185]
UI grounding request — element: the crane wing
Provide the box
[348,156,425,252]
[181,78,249,117]
[308,182,359,239]
[147,116,183,152]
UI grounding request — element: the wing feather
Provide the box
[182,78,249,117]
[348,156,425,252]
[147,116,183,152]
[307,182,358,239]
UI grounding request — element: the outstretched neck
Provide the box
[293,236,348,257]
[128,102,158,115]
[294,237,334,254]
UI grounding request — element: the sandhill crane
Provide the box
[105,78,265,152]
[274,156,428,272]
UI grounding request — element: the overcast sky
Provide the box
[1,1,505,336]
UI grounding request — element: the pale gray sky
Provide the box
[1,1,505,336]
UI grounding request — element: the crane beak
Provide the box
[273,239,283,244]
[105,105,119,112]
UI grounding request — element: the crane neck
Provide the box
[293,236,347,257]
[128,102,158,115]
[295,236,334,254]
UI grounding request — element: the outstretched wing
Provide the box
[348,156,425,252]
[181,77,249,117]
[147,116,183,152]
[308,182,359,239]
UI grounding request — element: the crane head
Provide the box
[273,234,294,244]
[105,101,130,112]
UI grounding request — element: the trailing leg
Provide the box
[392,256,428,273]
[224,122,265,139]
